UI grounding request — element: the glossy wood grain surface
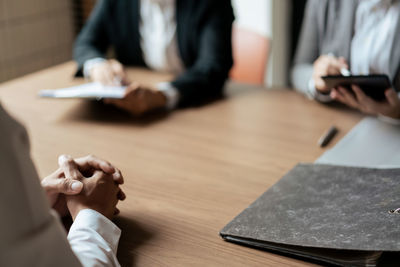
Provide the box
[0,62,363,266]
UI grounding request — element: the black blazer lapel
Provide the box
[176,0,196,68]
[116,0,145,66]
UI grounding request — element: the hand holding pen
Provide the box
[90,59,130,86]
[312,53,349,93]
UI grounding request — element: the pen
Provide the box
[340,68,351,77]
[328,52,351,77]
[318,125,338,147]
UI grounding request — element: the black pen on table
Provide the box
[318,125,338,147]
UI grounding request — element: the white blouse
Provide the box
[351,0,400,80]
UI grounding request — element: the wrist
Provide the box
[314,80,330,94]
[382,109,400,120]
[68,203,88,221]
[378,113,400,124]
[308,77,333,103]
[157,82,180,109]
[68,202,114,221]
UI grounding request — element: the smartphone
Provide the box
[321,74,392,101]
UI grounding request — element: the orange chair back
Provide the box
[230,27,270,85]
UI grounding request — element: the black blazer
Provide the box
[74,0,235,106]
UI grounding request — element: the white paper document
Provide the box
[316,117,400,168]
[39,82,127,99]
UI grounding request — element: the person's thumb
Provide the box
[385,88,399,107]
[57,179,83,195]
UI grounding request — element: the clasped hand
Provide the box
[41,155,126,220]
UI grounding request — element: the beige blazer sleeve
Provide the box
[0,104,81,267]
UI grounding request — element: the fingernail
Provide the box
[58,155,66,165]
[108,164,115,172]
[58,154,71,165]
[71,181,83,192]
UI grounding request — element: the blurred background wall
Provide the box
[0,0,75,82]
[0,0,307,87]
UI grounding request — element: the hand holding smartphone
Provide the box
[321,74,392,101]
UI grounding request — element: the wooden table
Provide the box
[0,62,363,266]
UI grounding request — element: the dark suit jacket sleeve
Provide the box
[171,1,234,106]
[73,0,112,76]
[290,0,322,95]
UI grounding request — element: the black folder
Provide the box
[220,163,400,266]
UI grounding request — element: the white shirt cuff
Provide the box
[308,78,333,103]
[83,58,107,79]
[68,209,121,255]
[378,114,400,125]
[157,82,180,110]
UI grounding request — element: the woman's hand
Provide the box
[312,54,348,93]
[90,59,129,86]
[331,85,400,119]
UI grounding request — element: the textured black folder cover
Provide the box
[220,164,400,258]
